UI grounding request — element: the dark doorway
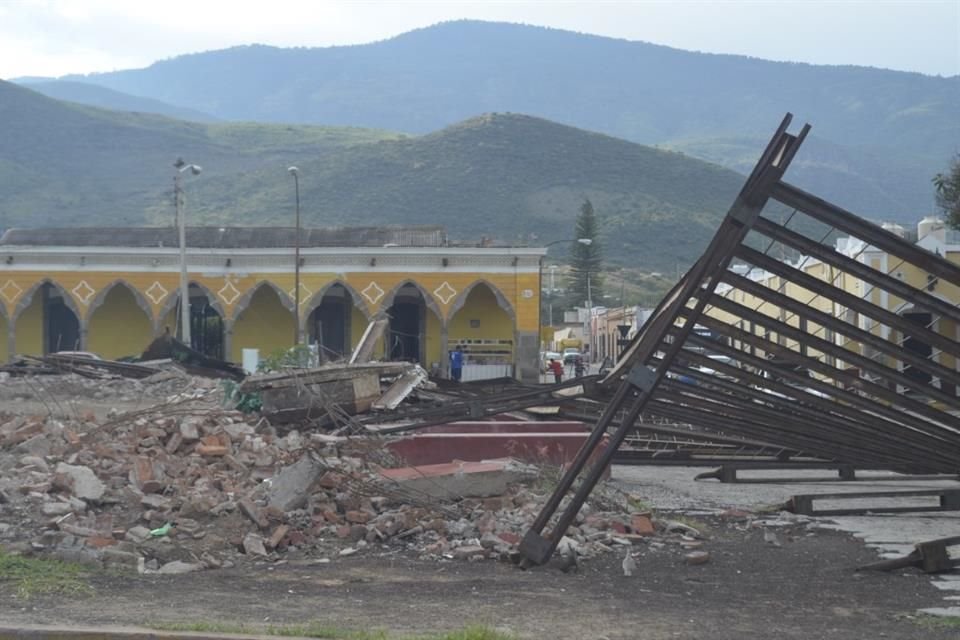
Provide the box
[43,284,81,353]
[387,285,425,363]
[308,285,350,359]
[902,312,933,385]
[187,284,224,360]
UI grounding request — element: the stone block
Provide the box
[267,454,325,512]
[54,463,105,501]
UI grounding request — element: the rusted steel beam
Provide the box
[687,311,960,438]
[655,376,941,467]
[721,267,960,393]
[772,181,960,289]
[706,292,960,409]
[730,247,960,364]
[684,311,960,464]
[752,217,960,326]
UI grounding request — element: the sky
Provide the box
[0,0,958,80]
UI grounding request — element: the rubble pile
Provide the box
[0,369,211,407]
[0,376,669,574]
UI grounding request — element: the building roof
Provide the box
[0,226,449,249]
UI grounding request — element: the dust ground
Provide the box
[0,515,951,639]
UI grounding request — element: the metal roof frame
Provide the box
[519,113,960,566]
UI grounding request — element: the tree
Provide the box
[935,155,960,228]
[567,199,604,307]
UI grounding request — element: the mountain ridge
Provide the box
[0,79,750,269]
[24,20,955,222]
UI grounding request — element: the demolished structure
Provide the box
[517,114,960,565]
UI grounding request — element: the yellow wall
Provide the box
[0,314,7,362]
[0,268,539,369]
[87,286,153,359]
[15,295,44,355]
[449,285,514,342]
[231,286,295,362]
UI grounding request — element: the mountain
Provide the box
[0,80,400,228]
[46,20,959,221]
[0,81,748,268]
[17,80,219,122]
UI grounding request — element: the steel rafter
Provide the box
[519,113,960,566]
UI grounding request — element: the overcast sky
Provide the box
[1,0,958,80]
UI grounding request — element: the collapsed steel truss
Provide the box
[519,114,960,565]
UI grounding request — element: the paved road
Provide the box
[613,465,960,617]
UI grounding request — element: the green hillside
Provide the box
[0,81,753,269]
[39,20,959,221]
[0,80,401,227]
[152,113,748,268]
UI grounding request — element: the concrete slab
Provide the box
[386,432,608,468]
[379,458,536,499]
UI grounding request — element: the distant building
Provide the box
[0,226,545,382]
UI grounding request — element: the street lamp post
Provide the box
[288,166,301,345]
[174,158,202,347]
[586,271,593,363]
[547,264,558,327]
[539,237,593,352]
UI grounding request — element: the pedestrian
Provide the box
[574,355,586,378]
[449,345,464,382]
[548,358,564,384]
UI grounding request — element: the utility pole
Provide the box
[174,158,202,347]
[288,166,301,345]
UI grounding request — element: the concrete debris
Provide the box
[0,372,686,575]
[372,366,430,411]
[54,463,105,501]
[266,453,325,512]
[622,549,637,576]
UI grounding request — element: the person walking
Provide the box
[449,345,464,382]
[574,355,586,378]
[548,358,564,384]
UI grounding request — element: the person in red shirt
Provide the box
[548,358,564,383]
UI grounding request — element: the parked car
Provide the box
[562,348,581,365]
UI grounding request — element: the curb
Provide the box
[0,625,311,640]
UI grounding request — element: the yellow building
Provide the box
[0,226,546,382]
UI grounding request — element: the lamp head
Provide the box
[288,166,300,176]
[189,165,202,176]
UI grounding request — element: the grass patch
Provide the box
[0,548,93,599]
[916,614,960,630]
[149,622,515,640]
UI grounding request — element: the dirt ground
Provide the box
[0,517,952,639]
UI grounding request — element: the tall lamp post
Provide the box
[174,158,202,347]
[540,238,592,351]
[288,166,301,345]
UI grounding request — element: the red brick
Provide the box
[630,514,655,536]
[497,532,521,545]
[318,471,346,489]
[266,524,290,550]
[345,510,371,524]
[611,521,628,535]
